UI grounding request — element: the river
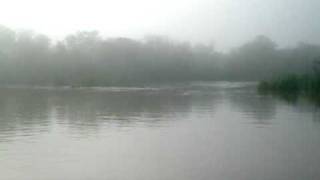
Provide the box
[0,82,320,180]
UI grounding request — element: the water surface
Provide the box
[0,82,320,180]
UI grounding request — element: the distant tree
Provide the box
[0,25,15,53]
[313,56,320,74]
[1,25,320,86]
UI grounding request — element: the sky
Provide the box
[0,0,319,51]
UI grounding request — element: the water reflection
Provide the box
[0,89,51,142]
[225,88,276,126]
[257,90,320,122]
[0,88,198,141]
[51,90,196,133]
[1,83,320,180]
[1,84,320,141]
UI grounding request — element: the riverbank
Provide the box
[258,74,320,93]
[258,74,320,105]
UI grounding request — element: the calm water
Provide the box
[0,82,320,180]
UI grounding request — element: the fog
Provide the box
[1,0,320,86]
[1,0,319,51]
[2,2,320,179]
[0,24,320,86]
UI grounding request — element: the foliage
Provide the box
[258,73,320,94]
[1,25,320,86]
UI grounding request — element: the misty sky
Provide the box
[0,0,319,50]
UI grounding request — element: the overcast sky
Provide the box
[0,0,319,50]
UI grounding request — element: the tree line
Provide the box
[0,25,320,86]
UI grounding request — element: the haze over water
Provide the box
[0,82,320,180]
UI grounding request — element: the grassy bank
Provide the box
[258,73,320,106]
[258,73,320,94]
